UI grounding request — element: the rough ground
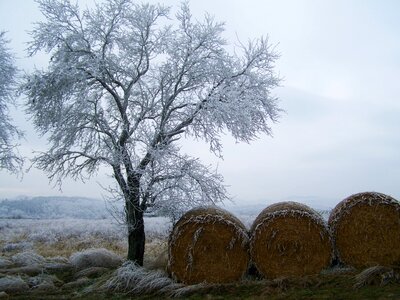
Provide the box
[1,218,400,299]
[1,250,400,299]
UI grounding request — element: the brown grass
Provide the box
[168,206,250,284]
[250,201,332,279]
[144,240,168,271]
[353,266,393,288]
[329,191,400,268]
[1,234,166,269]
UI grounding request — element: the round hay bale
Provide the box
[250,201,333,279]
[329,192,400,268]
[168,206,249,284]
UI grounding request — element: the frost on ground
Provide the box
[0,276,29,293]
[0,214,242,296]
[0,216,175,297]
[105,261,180,294]
[70,248,122,270]
[0,217,171,258]
[103,261,207,297]
[0,257,12,268]
[0,208,266,297]
[11,251,46,267]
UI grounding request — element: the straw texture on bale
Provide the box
[168,206,249,284]
[250,201,332,279]
[329,192,400,268]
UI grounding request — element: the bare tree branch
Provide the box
[21,0,281,263]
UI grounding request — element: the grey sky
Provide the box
[1,0,399,208]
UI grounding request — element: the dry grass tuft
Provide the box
[104,261,183,295]
[32,236,128,259]
[144,239,168,271]
[11,251,46,267]
[69,248,123,271]
[353,265,400,289]
[0,275,29,293]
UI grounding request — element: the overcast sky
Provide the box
[1,0,399,209]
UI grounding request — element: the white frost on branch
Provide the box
[0,32,23,174]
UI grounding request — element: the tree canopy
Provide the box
[22,0,281,263]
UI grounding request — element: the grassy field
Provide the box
[1,217,400,299]
[0,217,169,262]
[7,271,400,299]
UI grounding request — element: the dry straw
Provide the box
[250,201,333,279]
[168,206,250,284]
[329,192,400,268]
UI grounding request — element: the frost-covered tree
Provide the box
[0,32,23,173]
[22,0,281,265]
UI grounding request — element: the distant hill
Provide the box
[0,196,110,219]
[0,195,333,220]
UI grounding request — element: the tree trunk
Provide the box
[126,195,146,265]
